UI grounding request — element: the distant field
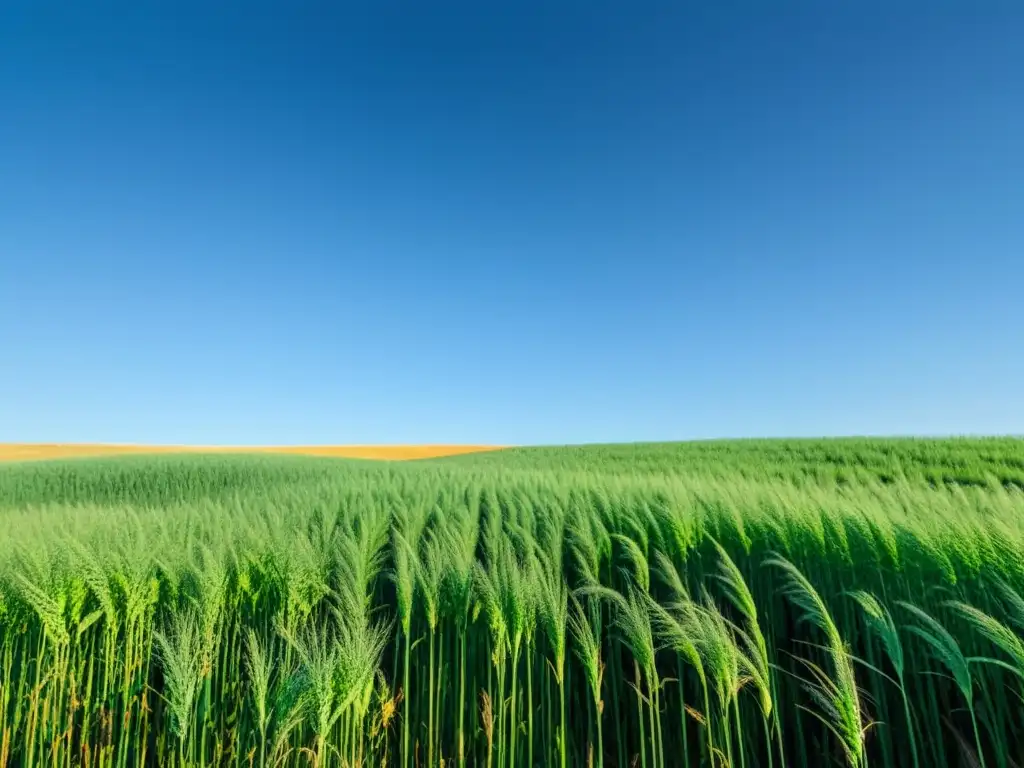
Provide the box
[1,438,1023,767]
[0,442,502,462]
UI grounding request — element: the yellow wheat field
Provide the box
[0,443,503,462]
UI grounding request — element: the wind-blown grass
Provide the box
[0,438,1022,766]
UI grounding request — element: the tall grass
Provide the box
[0,439,1022,766]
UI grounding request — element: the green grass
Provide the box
[0,438,1023,767]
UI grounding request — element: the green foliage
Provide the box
[0,438,1023,766]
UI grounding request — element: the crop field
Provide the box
[1,438,1024,767]
[0,445,502,463]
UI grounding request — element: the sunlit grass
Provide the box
[0,439,1022,766]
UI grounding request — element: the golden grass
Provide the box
[0,444,503,462]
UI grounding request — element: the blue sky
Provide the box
[2,2,1022,445]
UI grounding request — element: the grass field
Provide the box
[1,438,1023,767]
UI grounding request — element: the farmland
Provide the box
[0,444,501,463]
[1,438,1023,767]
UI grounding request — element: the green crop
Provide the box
[0,438,1022,766]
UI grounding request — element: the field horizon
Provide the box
[0,442,504,462]
[3,435,1020,464]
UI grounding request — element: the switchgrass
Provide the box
[0,439,1022,766]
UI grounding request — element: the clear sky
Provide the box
[1,2,1022,445]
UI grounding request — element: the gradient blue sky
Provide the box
[2,2,1022,445]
